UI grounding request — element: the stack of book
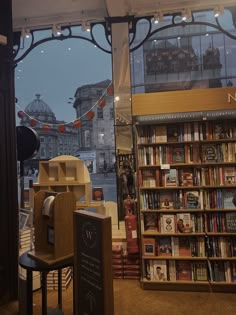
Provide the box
[19,227,34,253]
[46,267,72,290]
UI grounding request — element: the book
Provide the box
[152,260,167,281]
[142,238,156,256]
[155,126,167,143]
[176,213,193,233]
[202,144,217,162]
[172,146,185,163]
[162,169,177,187]
[143,213,158,231]
[92,187,104,201]
[224,167,236,185]
[160,214,176,234]
[186,191,200,209]
[160,191,174,209]
[167,125,179,142]
[180,168,194,187]
[176,261,192,281]
[178,237,191,256]
[223,189,236,209]
[225,212,236,233]
[194,261,208,281]
[158,237,172,256]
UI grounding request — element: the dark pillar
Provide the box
[0,0,19,304]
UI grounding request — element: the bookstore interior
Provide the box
[2,0,236,314]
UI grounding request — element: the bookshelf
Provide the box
[135,114,236,292]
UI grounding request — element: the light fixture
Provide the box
[21,28,31,39]
[181,10,187,21]
[86,22,91,32]
[52,24,61,36]
[81,21,86,32]
[153,13,159,24]
[214,6,224,18]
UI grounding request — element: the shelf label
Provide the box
[161,164,170,170]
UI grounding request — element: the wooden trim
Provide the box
[132,87,236,116]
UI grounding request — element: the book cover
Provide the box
[142,238,156,256]
[223,189,236,209]
[176,213,193,233]
[158,237,172,256]
[160,191,174,209]
[186,191,200,209]
[178,237,191,256]
[224,167,236,185]
[194,261,208,281]
[225,212,236,233]
[160,214,176,234]
[202,144,217,162]
[162,169,178,187]
[92,187,104,201]
[155,126,167,143]
[152,259,167,281]
[172,146,185,163]
[144,213,158,231]
[180,168,194,187]
[176,260,192,281]
[167,125,179,142]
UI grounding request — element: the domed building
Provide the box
[20,94,79,165]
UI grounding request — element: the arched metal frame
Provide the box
[13,10,236,65]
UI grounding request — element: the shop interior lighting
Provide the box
[52,24,61,36]
[86,22,91,32]
[21,28,31,38]
[153,13,159,24]
[214,6,224,17]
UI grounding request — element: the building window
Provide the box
[84,130,91,147]
[40,136,45,143]
[97,90,102,96]
[110,108,114,119]
[98,132,105,145]
[97,108,103,119]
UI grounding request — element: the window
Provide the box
[84,130,91,147]
[40,136,45,143]
[98,132,105,145]
[97,108,103,119]
[97,90,102,96]
[110,108,114,119]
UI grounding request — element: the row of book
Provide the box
[142,236,205,258]
[144,259,208,282]
[137,121,236,144]
[143,212,204,233]
[144,259,236,283]
[206,212,236,233]
[140,188,236,210]
[142,211,236,234]
[139,166,236,188]
[206,236,236,257]
[140,189,203,210]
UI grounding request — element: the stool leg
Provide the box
[41,272,48,315]
[26,269,33,315]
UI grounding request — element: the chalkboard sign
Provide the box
[73,210,114,315]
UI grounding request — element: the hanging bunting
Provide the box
[58,124,66,133]
[17,110,25,118]
[42,124,51,132]
[86,111,95,120]
[98,98,106,108]
[73,119,82,128]
[15,81,113,131]
[30,118,37,127]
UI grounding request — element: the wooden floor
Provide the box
[1,279,236,315]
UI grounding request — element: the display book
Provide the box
[136,115,236,291]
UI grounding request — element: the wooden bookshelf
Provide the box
[135,111,236,292]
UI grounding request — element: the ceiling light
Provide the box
[86,23,91,32]
[182,10,187,21]
[153,13,159,24]
[52,24,61,36]
[214,5,224,17]
[21,28,31,39]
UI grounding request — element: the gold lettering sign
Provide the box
[228,92,236,103]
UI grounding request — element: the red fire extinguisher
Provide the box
[124,197,139,254]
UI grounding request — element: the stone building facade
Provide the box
[73,79,115,173]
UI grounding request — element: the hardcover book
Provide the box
[167,125,179,142]
[160,191,174,209]
[142,238,156,256]
[152,260,167,281]
[224,167,236,185]
[160,214,176,234]
[144,213,158,231]
[162,169,178,187]
[180,168,194,187]
[186,191,200,209]
[92,187,104,201]
[178,237,191,256]
[172,146,185,163]
[158,237,172,256]
[202,144,217,162]
[176,260,192,281]
[176,213,193,233]
[223,189,236,209]
[225,212,236,233]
